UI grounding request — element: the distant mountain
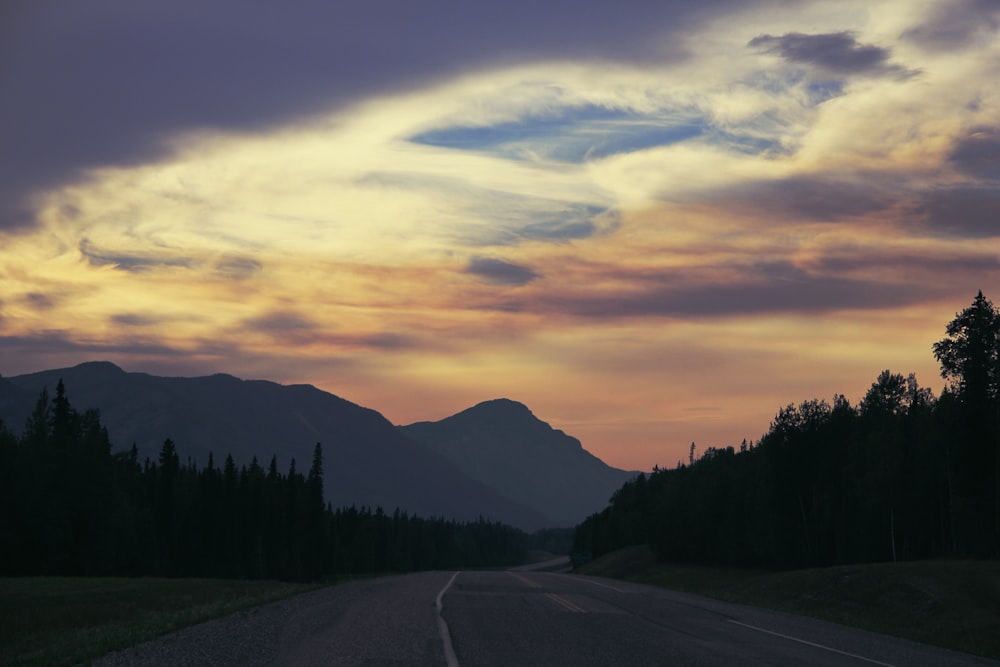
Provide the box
[1,362,549,530]
[401,399,636,525]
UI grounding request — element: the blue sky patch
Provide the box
[411,104,707,163]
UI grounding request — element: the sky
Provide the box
[2,0,999,471]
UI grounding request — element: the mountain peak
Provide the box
[74,360,125,374]
[401,399,635,525]
[468,398,534,418]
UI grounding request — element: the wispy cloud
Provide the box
[79,239,196,272]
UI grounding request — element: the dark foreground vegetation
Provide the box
[0,386,528,581]
[575,292,1000,569]
[0,576,319,667]
[580,546,1000,660]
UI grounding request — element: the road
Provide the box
[96,568,999,666]
[437,570,997,667]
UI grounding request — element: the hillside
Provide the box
[2,362,548,530]
[401,398,635,525]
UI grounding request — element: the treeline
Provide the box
[0,383,527,580]
[574,292,1000,569]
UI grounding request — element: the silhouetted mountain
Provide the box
[401,399,636,525]
[2,362,548,530]
[0,374,34,433]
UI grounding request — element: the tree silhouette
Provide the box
[575,292,1000,568]
[933,291,1000,554]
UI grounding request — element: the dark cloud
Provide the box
[466,257,539,286]
[239,311,420,351]
[21,293,57,311]
[213,256,263,280]
[362,333,415,350]
[948,127,1000,180]
[530,261,931,320]
[714,176,893,222]
[0,0,748,232]
[0,331,212,371]
[79,239,195,272]
[110,313,165,327]
[903,0,1000,51]
[244,312,316,334]
[748,32,917,78]
[913,186,1000,238]
[813,250,1000,277]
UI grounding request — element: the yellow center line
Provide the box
[546,593,586,613]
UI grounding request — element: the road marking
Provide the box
[508,571,541,588]
[728,620,897,667]
[436,571,461,667]
[546,593,586,613]
[567,575,627,593]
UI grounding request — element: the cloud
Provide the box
[110,313,168,327]
[79,239,195,272]
[474,256,943,321]
[0,0,729,232]
[748,32,918,78]
[21,293,57,311]
[914,186,1000,238]
[466,257,540,286]
[213,255,262,280]
[902,0,1000,51]
[948,127,1000,180]
[243,312,316,335]
[362,333,416,350]
[239,310,421,352]
[812,249,1000,277]
[0,331,207,363]
[708,176,894,222]
[358,171,614,246]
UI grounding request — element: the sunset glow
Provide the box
[2,0,999,470]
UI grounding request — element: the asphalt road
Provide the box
[440,570,999,666]
[97,568,1000,666]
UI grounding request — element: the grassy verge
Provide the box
[578,546,1000,661]
[0,576,325,667]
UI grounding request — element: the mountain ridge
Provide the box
[1,361,550,529]
[1,361,633,529]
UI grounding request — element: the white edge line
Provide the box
[436,571,461,667]
[728,619,897,667]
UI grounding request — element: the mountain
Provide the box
[401,399,636,525]
[1,362,549,530]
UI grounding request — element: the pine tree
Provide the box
[933,291,1000,554]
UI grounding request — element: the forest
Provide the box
[0,384,527,581]
[574,291,1000,569]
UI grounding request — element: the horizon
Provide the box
[2,2,998,471]
[0,350,954,473]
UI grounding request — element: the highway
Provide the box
[435,570,997,667]
[96,568,1000,666]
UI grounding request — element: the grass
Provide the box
[0,576,324,667]
[578,546,1000,660]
